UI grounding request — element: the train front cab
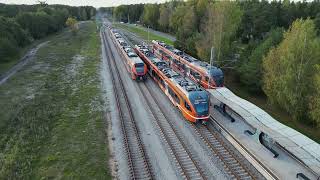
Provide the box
[131,62,147,81]
[188,67,224,89]
[167,85,210,124]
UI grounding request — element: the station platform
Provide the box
[209,87,320,180]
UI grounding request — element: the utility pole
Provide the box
[209,46,215,88]
[127,13,130,24]
[148,26,150,42]
[210,46,215,66]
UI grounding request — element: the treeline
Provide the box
[106,0,320,127]
[0,3,96,63]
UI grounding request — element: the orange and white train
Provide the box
[152,40,224,89]
[134,44,210,124]
[109,28,147,80]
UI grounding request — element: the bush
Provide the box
[0,37,18,63]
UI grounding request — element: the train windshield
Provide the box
[135,63,145,73]
[190,93,209,116]
[209,68,224,87]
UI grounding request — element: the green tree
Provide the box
[158,4,172,32]
[315,13,320,33]
[169,5,187,33]
[0,16,31,46]
[309,65,320,127]
[16,11,53,39]
[174,8,198,56]
[263,19,320,121]
[113,5,128,22]
[239,28,283,92]
[66,17,78,35]
[0,37,18,63]
[142,4,160,28]
[196,1,243,63]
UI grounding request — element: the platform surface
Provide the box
[209,87,320,179]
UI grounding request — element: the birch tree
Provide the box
[196,1,243,63]
[263,19,320,121]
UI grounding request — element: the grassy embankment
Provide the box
[114,23,174,45]
[115,24,320,143]
[0,21,111,179]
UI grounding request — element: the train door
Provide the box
[149,66,154,75]
[168,87,179,107]
[164,81,169,97]
[186,67,190,76]
[190,69,201,84]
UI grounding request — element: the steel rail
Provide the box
[102,29,153,179]
[138,82,207,180]
[192,118,256,180]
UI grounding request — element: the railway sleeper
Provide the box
[226,160,238,164]
[231,166,245,171]
[237,172,250,177]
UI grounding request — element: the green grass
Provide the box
[225,73,320,143]
[114,23,174,45]
[0,22,111,179]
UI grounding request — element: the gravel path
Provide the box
[0,41,49,85]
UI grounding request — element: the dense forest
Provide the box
[0,3,96,63]
[102,0,320,127]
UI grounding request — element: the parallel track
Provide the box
[108,25,262,179]
[102,29,153,179]
[138,83,207,180]
[112,26,206,179]
[193,119,256,180]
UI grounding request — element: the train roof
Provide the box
[136,44,206,97]
[112,31,144,65]
[153,40,222,76]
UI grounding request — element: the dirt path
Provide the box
[0,41,49,85]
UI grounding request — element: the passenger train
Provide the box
[109,28,147,80]
[152,40,224,89]
[134,44,210,124]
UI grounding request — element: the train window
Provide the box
[168,88,179,103]
[185,101,191,111]
[174,93,180,104]
[181,64,186,70]
[194,73,201,80]
[190,69,195,76]
[190,69,201,80]
[152,70,157,77]
[135,63,144,68]
[160,79,165,88]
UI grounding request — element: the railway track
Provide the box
[102,29,153,179]
[116,28,259,179]
[107,25,263,179]
[192,119,256,180]
[138,82,207,180]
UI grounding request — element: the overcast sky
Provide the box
[0,0,168,7]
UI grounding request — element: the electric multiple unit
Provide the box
[152,40,224,89]
[134,44,210,124]
[109,28,147,80]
